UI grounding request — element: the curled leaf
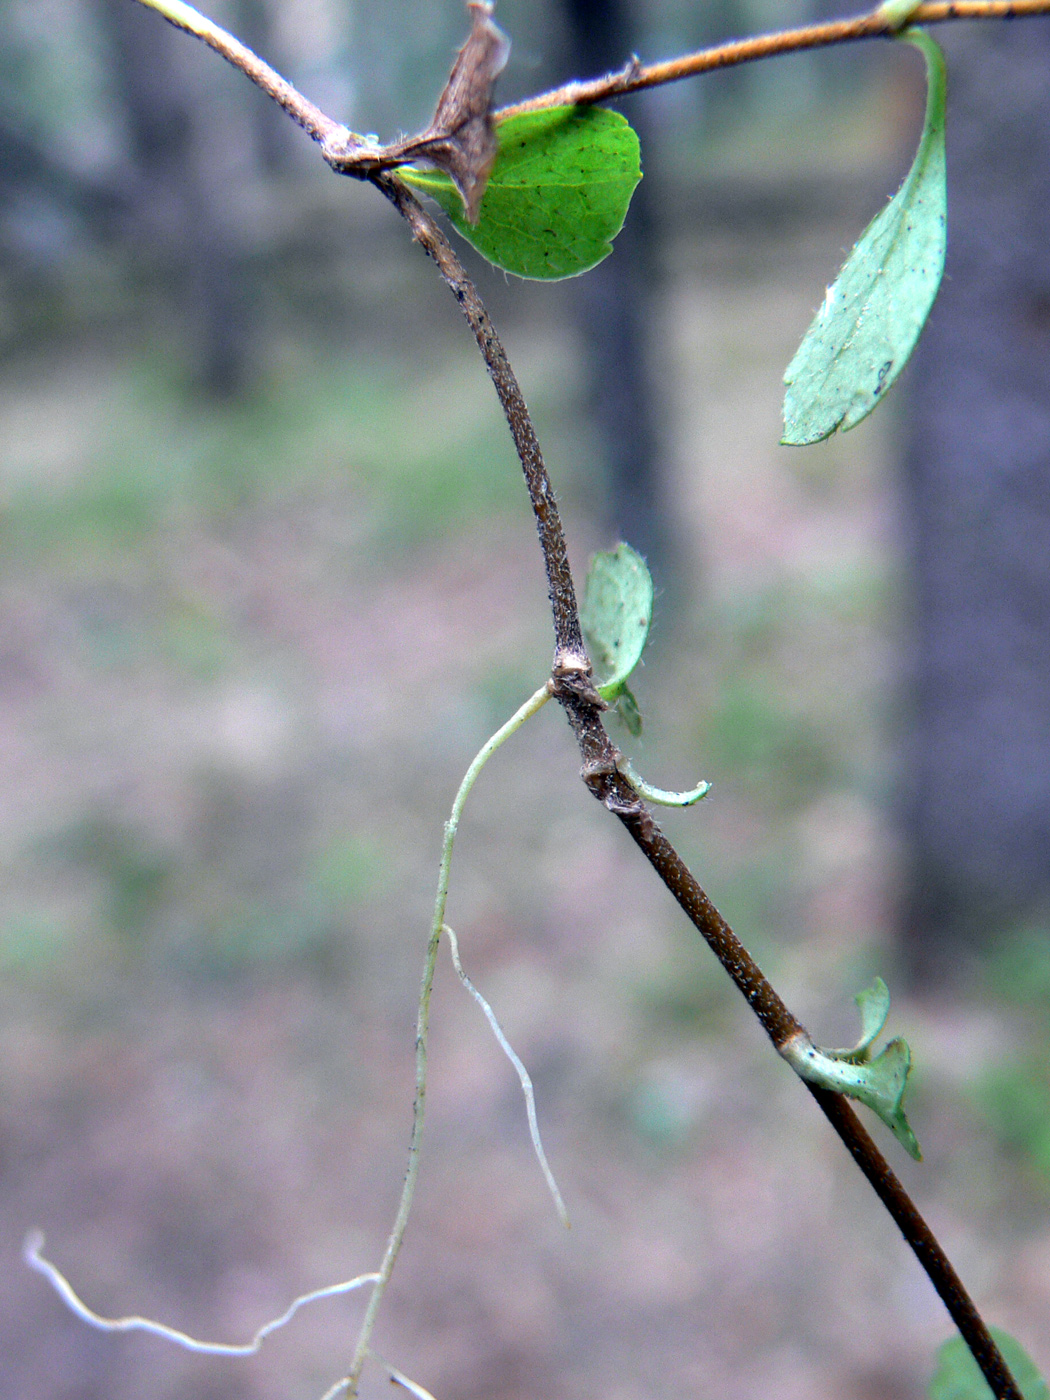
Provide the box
[782,29,947,444]
[618,758,710,808]
[780,978,922,1160]
[400,106,642,280]
[579,543,653,735]
[829,976,891,1062]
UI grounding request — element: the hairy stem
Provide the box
[374,174,588,674]
[498,0,1050,118]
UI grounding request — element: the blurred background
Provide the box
[3,1,1050,1396]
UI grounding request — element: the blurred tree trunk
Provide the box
[94,0,254,396]
[898,20,1050,983]
[233,0,293,175]
[561,0,672,585]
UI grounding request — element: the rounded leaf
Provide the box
[400,106,642,280]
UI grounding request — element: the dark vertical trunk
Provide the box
[898,20,1050,983]
[95,0,254,397]
[561,0,671,585]
[233,0,293,175]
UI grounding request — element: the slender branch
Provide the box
[130,0,359,152]
[809,1089,1023,1400]
[132,0,1050,194]
[340,683,552,1399]
[498,0,1050,119]
[373,173,590,677]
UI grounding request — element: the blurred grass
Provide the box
[0,338,537,560]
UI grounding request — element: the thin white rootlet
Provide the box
[443,924,570,1229]
[24,1231,379,1357]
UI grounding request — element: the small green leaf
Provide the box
[787,1033,922,1160]
[846,977,892,1061]
[580,543,654,701]
[400,106,642,280]
[613,684,643,737]
[930,1328,1049,1400]
[781,977,921,1159]
[782,29,947,444]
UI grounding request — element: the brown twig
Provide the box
[131,0,348,147]
[135,0,1050,187]
[374,171,589,676]
[498,0,1050,119]
[811,1088,1023,1399]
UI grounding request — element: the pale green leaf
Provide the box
[400,106,642,280]
[787,1033,922,1160]
[781,976,921,1159]
[850,977,892,1060]
[613,684,643,737]
[782,29,947,444]
[580,543,654,702]
[930,1328,1048,1400]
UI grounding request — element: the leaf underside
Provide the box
[846,976,891,1059]
[400,106,642,280]
[580,544,653,739]
[784,978,922,1159]
[929,1328,1049,1400]
[580,543,653,695]
[782,29,947,444]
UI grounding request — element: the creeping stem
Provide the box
[339,683,552,1398]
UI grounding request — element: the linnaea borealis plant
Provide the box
[25,2,1050,1398]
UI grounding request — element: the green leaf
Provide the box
[787,1033,922,1160]
[399,106,642,280]
[782,29,947,444]
[580,543,654,703]
[834,974,890,1058]
[780,977,922,1159]
[930,1328,1049,1400]
[613,684,643,737]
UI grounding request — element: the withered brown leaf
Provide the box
[389,2,510,223]
[322,2,510,222]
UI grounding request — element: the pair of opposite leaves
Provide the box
[399,26,947,446]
